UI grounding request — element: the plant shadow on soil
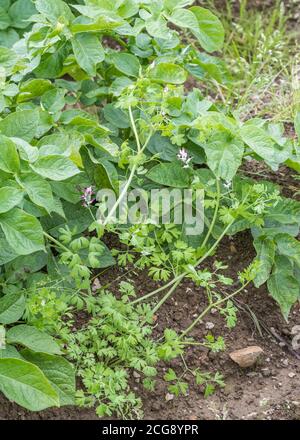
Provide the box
[0,165,299,421]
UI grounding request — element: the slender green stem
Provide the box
[103,163,137,227]
[199,178,221,251]
[131,273,183,305]
[180,281,250,338]
[43,232,70,253]
[193,220,234,270]
[129,106,141,153]
[102,109,152,227]
[88,206,96,222]
[151,279,181,315]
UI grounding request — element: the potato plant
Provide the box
[0,0,299,418]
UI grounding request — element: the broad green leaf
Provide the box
[41,200,92,238]
[6,324,62,355]
[5,251,48,278]
[189,6,224,52]
[50,174,90,204]
[70,16,122,34]
[118,0,138,18]
[267,256,300,321]
[147,133,205,164]
[0,1,10,10]
[253,236,276,288]
[0,292,25,324]
[0,324,4,348]
[103,103,130,128]
[0,345,23,359]
[169,8,199,34]
[286,158,300,174]
[240,125,290,171]
[85,134,119,157]
[0,6,10,30]
[18,79,53,102]
[72,33,105,76]
[0,110,39,142]
[147,162,190,188]
[205,133,244,181]
[0,208,45,255]
[0,28,19,48]
[0,357,59,410]
[0,186,24,213]
[109,76,133,96]
[112,52,140,77]
[94,159,118,191]
[21,174,55,214]
[150,63,187,84]
[37,131,84,167]
[275,234,300,266]
[35,109,53,138]
[0,234,19,265]
[0,46,17,73]
[21,350,75,406]
[145,15,172,40]
[186,52,229,83]
[71,3,121,16]
[34,43,69,79]
[60,109,109,135]
[35,0,74,24]
[11,137,39,163]
[164,0,194,11]
[8,0,36,29]
[30,155,80,181]
[264,198,300,228]
[0,134,20,173]
[40,88,66,114]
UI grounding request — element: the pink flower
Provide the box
[81,186,96,207]
[177,148,192,168]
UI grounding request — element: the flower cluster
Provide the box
[177,148,192,168]
[81,186,96,208]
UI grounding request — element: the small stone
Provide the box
[261,368,271,378]
[152,401,162,411]
[210,308,218,315]
[229,346,263,368]
[291,325,300,335]
[133,371,141,379]
[246,372,258,378]
[188,415,198,420]
[205,321,215,330]
[282,359,289,367]
[92,278,101,292]
[288,372,296,378]
[165,393,174,402]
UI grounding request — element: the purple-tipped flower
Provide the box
[81,186,96,207]
[177,148,192,168]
